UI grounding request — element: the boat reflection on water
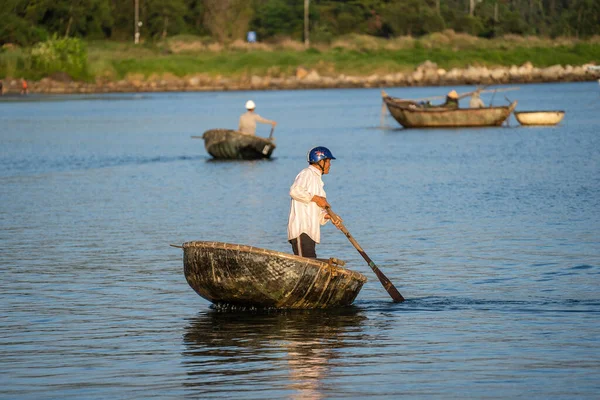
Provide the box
[182,307,369,398]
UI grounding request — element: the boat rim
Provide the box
[202,129,275,144]
[513,110,565,114]
[383,96,516,112]
[182,240,368,282]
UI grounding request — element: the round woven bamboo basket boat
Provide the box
[201,129,275,160]
[178,241,367,309]
[514,111,565,126]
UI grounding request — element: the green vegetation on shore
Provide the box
[2,33,599,83]
[4,0,599,47]
[2,0,599,85]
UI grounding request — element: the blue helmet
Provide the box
[307,146,336,164]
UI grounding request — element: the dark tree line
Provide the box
[1,0,599,46]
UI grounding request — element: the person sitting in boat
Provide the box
[288,146,342,258]
[418,90,459,109]
[238,100,276,135]
[441,90,459,108]
[469,90,485,108]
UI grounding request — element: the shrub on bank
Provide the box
[0,36,88,81]
[30,35,89,81]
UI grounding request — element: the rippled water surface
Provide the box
[1,83,599,399]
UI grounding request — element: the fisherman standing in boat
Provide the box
[238,100,277,135]
[469,89,485,108]
[288,146,342,258]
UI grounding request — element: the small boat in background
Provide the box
[381,90,517,128]
[174,241,367,309]
[195,129,276,160]
[514,111,565,126]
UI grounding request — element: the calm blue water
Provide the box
[1,82,599,399]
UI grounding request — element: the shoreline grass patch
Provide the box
[1,33,598,82]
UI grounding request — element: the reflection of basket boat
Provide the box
[182,308,368,387]
[514,111,565,126]
[382,90,517,128]
[179,241,367,309]
[183,307,367,350]
[200,129,276,160]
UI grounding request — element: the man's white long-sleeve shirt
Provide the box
[287,165,328,243]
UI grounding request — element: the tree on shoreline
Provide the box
[203,0,253,43]
[143,0,187,40]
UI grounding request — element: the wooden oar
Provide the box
[326,206,405,303]
[268,126,275,140]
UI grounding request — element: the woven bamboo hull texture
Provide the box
[182,241,367,309]
[202,129,275,160]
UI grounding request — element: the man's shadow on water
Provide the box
[181,307,369,397]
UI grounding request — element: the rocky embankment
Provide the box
[3,61,599,94]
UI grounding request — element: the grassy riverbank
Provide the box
[2,31,599,83]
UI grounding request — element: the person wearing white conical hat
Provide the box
[441,90,459,109]
[421,90,461,109]
[238,100,277,135]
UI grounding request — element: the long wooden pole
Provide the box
[326,206,405,303]
[134,0,140,44]
[304,0,310,48]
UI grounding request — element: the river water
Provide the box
[1,82,599,399]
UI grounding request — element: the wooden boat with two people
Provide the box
[173,241,367,309]
[193,128,276,160]
[381,89,517,128]
[514,110,565,126]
